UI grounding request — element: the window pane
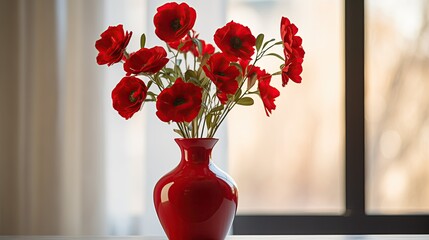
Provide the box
[366,0,429,214]
[227,0,344,214]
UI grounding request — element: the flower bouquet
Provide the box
[95,2,304,138]
[95,2,304,239]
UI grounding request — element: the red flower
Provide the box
[281,17,305,59]
[123,46,169,75]
[95,24,132,66]
[111,76,147,119]
[258,74,280,116]
[203,53,239,104]
[156,78,202,122]
[154,2,196,43]
[214,21,256,60]
[280,17,305,86]
[282,56,303,85]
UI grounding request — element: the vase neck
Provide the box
[175,138,218,164]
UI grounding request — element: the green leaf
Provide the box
[146,91,156,97]
[177,42,185,52]
[192,38,203,56]
[140,33,146,48]
[272,70,282,76]
[200,77,211,87]
[234,88,242,101]
[236,97,254,106]
[173,129,184,137]
[262,38,276,50]
[274,40,283,45]
[210,105,224,113]
[247,74,258,90]
[147,80,153,89]
[266,53,285,61]
[174,64,182,77]
[166,75,176,83]
[161,67,175,78]
[200,53,210,65]
[185,69,197,81]
[255,34,264,52]
[145,91,157,101]
[196,66,203,79]
[205,114,213,129]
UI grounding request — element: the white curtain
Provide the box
[0,0,227,235]
[0,0,107,235]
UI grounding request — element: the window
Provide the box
[232,0,429,234]
[366,0,429,214]
[228,0,344,214]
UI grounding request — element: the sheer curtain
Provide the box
[0,0,226,235]
[1,0,108,234]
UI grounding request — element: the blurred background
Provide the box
[0,0,428,236]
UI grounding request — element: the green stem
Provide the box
[200,113,206,138]
[184,52,188,70]
[178,122,190,138]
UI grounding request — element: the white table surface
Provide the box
[1,235,428,240]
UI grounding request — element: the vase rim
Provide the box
[174,138,218,150]
[174,137,218,140]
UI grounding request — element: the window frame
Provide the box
[233,0,429,234]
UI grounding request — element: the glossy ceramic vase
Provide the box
[153,138,238,240]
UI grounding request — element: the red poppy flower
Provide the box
[154,2,197,43]
[280,17,305,86]
[156,78,202,122]
[258,74,280,116]
[282,56,303,85]
[95,24,132,66]
[281,17,304,57]
[111,76,147,119]
[123,46,169,75]
[214,21,256,60]
[202,53,239,104]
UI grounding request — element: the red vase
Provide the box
[153,138,238,240]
